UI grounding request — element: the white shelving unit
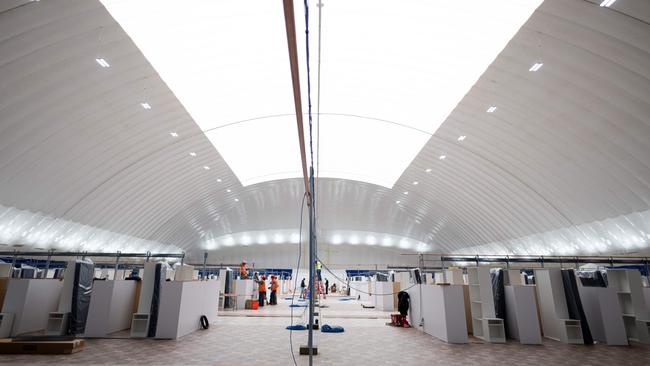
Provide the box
[534,269,583,344]
[467,267,505,343]
[607,269,650,344]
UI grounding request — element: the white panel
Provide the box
[421,284,468,343]
[2,279,63,336]
[85,280,137,337]
[155,280,219,339]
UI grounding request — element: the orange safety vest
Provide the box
[270,279,279,292]
[258,280,267,293]
[240,265,248,277]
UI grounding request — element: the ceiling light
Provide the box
[100,0,543,188]
[216,178,222,182]
[189,152,197,157]
[403,191,409,195]
[95,58,110,68]
[169,132,178,137]
[226,189,231,193]
[234,198,239,202]
[141,102,152,109]
[413,181,419,185]
[600,0,616,7]
[425,168,432,173]
[439,155,446,160]
[203,166,210,170]
[395,200,401,204]
[486,106,497,113]
[457,135,466,142]
[529,62,543,72]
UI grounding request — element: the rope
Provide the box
[317,257,418,296]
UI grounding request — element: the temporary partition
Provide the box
[85,280,138,337]
[350,280,371,302]
[233,279,254,309]
[421,284,468,343]
[467,267,505,343]
[131,262,167,338]
[607,269,650,344]
[155,280,220,339]
[374,282,399,311]
[534,268,583,344]
[1,279,63,336]
[577,284,628,345]
[505,285,542,344]
[406,284,423,331]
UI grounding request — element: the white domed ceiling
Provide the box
[0,0,649,262]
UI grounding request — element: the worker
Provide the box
[300,278,306,299]
[325,278,329,295]
[269,275,279,305]
[258,276,267,307]
[315,260,322,281]
[239,260,248,279]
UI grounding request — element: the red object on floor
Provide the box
[390,314,411,328]
[252,300,259,310]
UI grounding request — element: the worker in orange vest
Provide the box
[269,275,279,305]
[239,260,248,279]
[258,276,267,307]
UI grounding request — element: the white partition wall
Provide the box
[234,279,254,308]
[1,279,63,336]
[85,280,138,337]
[577,285,627,346]
[155,280,220,339]
[534,269,583,344]
[374,282,398,311]
[607,269,650,344]
[350,280,371,302]
[407,285,423,331]
[421,285,468,343]
[505,285,542,344]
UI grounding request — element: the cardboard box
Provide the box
[0,339,85,354]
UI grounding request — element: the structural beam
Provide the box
[282,0,311,199]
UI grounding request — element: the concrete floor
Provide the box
[1,297,650,365]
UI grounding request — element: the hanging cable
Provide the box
[316,256,418,296]
[289,192,307,366]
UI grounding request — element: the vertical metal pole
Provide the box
[114,251,121,280]
[202,252,208,280]
[45,250,52,273]
[308,168,316,364]
[441,256,446,283]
